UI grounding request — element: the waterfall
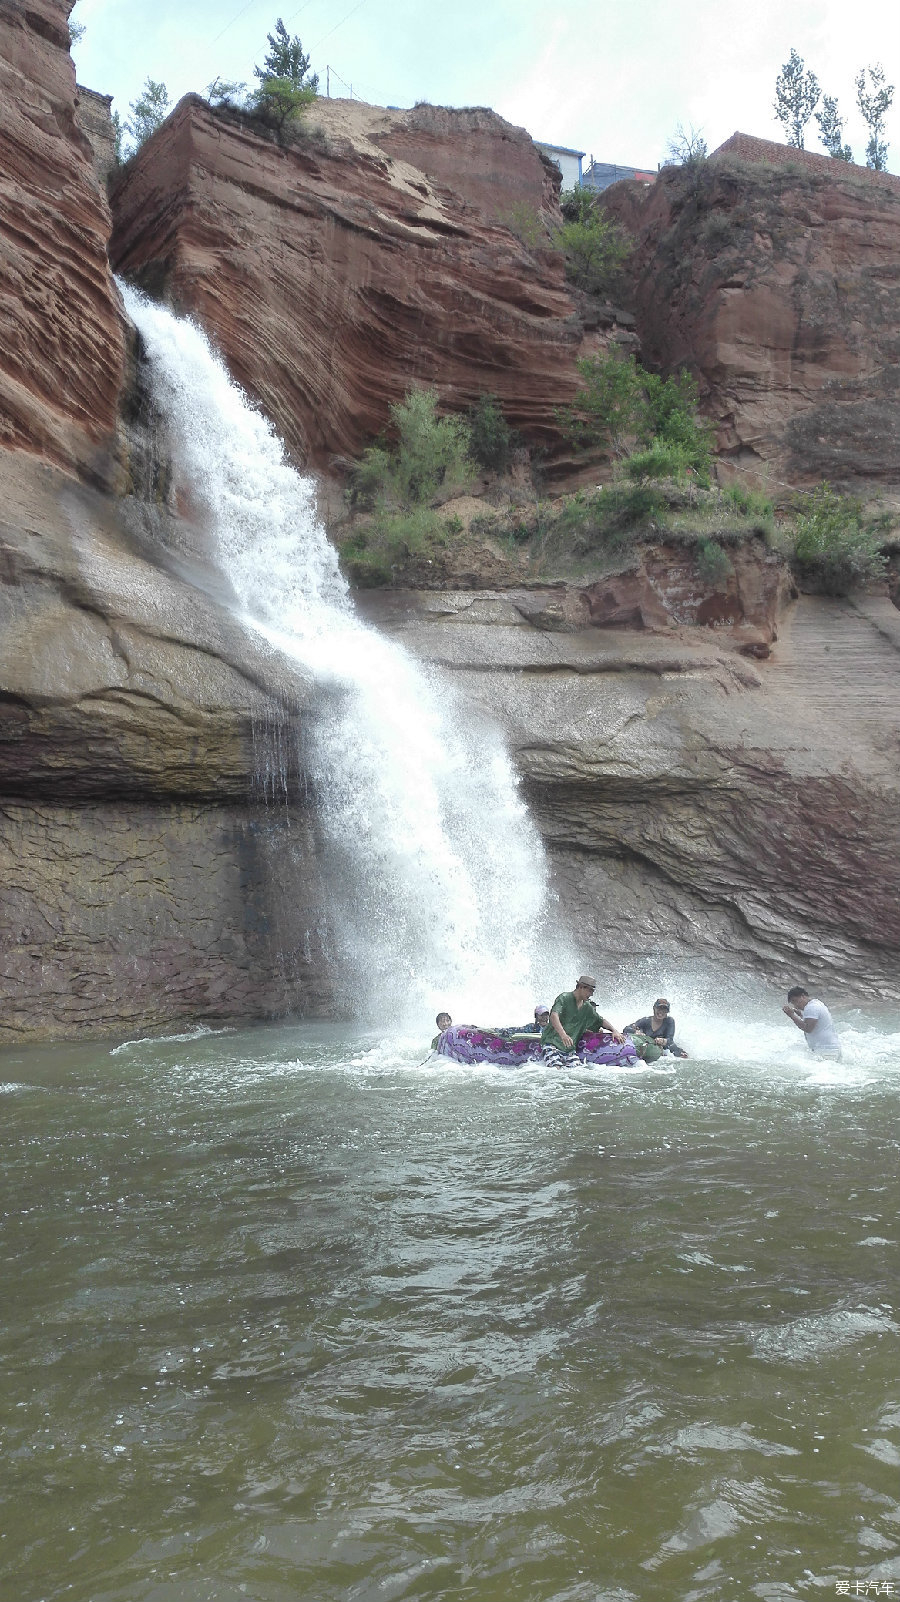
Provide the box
[122,287,550,1024]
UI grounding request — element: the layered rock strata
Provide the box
[602,134,900,493]
[359,587,900,1001]
[108,95,600,473]
[0,0,125,480]
[0,445,333,1045]
[0,1,330,1042]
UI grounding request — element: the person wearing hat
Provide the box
[516,1003,551,1035]
[624,998,688,1058]
[541,976,625,1068]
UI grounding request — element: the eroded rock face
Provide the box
[0,0,125,480]
[108,96,595,472]
[3,34,898,1042]
[0,6,338,1043]
[0,446,334,1044]
[359,587,900,1001]
[602,134,900,492]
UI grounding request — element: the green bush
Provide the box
[558,349,646,457]
[467,393,513,472]
[642,368,713,477]
[722,483,774,519]
[561,351,711,476]
[341,507,446,586]
[696,538,733,583]
[351,388,474,510]
[554,485,665,552]
[623,441,696,483]
[555,191,631,297]
[391,389,473,504]
[502,203,546,249]
[251,77,317,132]
[788,484,888,595]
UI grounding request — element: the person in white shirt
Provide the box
[782,986,842,1059]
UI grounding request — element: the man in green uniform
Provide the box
[541,975,626,1068]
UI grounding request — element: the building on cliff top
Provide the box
[582,157,657,191]
[534,141,585,188]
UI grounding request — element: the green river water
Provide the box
[2,1013,899,1601]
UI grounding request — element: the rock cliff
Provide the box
[1,11,898,1041]
[602,134,900,493]
[0,2,331,1042]
[107,95,601,473]
[358,587,900,1002]
[0,0,125,481]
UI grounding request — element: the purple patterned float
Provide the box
[434,1025,639,1068]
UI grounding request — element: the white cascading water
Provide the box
[122,286,550,1023]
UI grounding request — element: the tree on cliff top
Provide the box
[254,19,319,94]
[815,95,853,162]
[773,48,820,147]
[856,64,894,171]
[124,79,171,156]
[251,18,318,133]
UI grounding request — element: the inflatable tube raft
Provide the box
[434,1024,639,1068]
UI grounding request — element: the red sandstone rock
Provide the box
[0,0,125,480]
[602,133,900,493]
[577,538,790,638]
[108,96,599,474]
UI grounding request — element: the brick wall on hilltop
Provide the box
[711,132,900,196]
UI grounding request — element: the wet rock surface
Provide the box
[2,18,898,1038]
[359,587,900,1000]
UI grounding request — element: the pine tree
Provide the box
[254,18,319,93]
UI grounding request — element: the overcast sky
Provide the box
[71,0,897,172]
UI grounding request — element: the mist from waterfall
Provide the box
[122,286,551,1023]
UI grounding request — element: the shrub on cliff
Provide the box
[341,508,452,586]
[555,190,631,297]
[643,368,713,479]
[351,389,474,510]
[252,77,317,132]
[560,351,712,478]
[558,350,645,458]
[623,441,697,484]
[502,203,548,249]
[467,394,514,473]
[787,485,888,595]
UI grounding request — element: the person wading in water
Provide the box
[782,986,842,1060]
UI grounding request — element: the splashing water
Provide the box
[122,287,549,1023]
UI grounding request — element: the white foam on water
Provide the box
[121,287,551,1027]
[752,1307,899,1364]
[109,1026,229,1056]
